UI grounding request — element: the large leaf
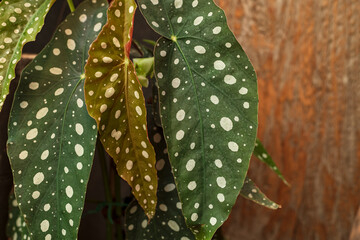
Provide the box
[0,0,55,111]
[7,0,108,238]
[84,0,157,219]
[138,0,258,238]
[240,177,280,210]
[7,193,30,240]
[254,139,289,186]
[126,106,195,240]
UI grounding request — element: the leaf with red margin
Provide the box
[84,0,157,219]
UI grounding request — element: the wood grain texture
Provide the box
[214,0,360,239]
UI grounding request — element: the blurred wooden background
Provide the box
[214,0,360,239]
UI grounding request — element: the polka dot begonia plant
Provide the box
[7,0,108,238]
[0,0,56,111]
[3,0,288,239]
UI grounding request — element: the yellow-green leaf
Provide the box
[0,0,55,111]
[84,0,157,219]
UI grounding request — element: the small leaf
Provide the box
[240,177,281,210]
[138,0,258,238]
[84,0,158,219]
[134,57,154,87]
[7,0,108,238]
[0,0,55,111]
[126,107,195,240]
[254,139,290,186]
[7,193,30,240]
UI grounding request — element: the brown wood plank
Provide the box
[214,0,360,239]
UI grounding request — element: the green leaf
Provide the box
[254,139,290,186]
[7,0,108,238]
[240,177,281,210]
[7,193,30,240]
[84,0,158,219]
[0,0,55,111]
[138,0,258,238]
[134,57,154,87]
[126,106,195,240]
[142,39,156,47]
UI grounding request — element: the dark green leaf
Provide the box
[126,106,195,240]
[254,139,289,186]
[7,0,108,238]
[138,0,258,238]
[84,0,158,219]
[7,193,30,240]
[0,0,55,111]
[240,177,281,210]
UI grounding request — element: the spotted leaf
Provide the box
[254,139,289,186]
[84,0,157,219]
[7,193,30,240]
[138,0,258,238]
[126,106,195,240]
[7,0,108,238]
[240,177,281,210]
[0,0,55,111]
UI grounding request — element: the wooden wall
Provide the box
[214,0,360,239]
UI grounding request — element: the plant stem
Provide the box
[97,139,113,240]
[114,170,123,240]
[66,0,75,12]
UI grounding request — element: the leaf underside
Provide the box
[7,194,30,240]
[7,0,108,238]
[138,0,258,238]
[254,139,289,186]
[0,0,55,111]
[126,106,195,240]
[84,0,158,218]
[240,177,280,210]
